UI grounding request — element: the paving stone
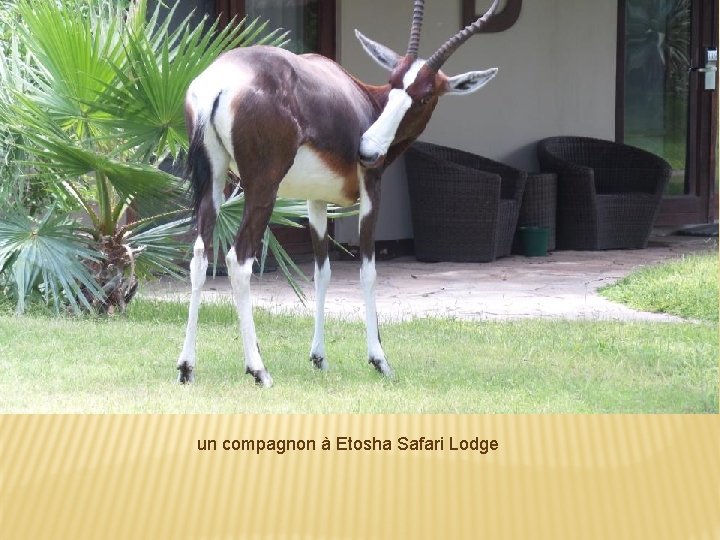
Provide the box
[141,235,717,322]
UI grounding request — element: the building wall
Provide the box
[334,0,618,243]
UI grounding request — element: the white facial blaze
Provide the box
[360,60,425,161]
[402,60,424,88]
[359,88,412,160]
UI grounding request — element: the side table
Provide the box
[512,172,557,253]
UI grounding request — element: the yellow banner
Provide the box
[1,415,718,539]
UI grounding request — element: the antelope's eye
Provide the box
[419,95,431,106]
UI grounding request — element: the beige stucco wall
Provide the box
[334,0,618,243]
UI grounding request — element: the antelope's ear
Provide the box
[445,68,498,95]
[355,29,402,72]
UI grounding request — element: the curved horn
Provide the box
[406,0,425,58]
[426,0,500,72]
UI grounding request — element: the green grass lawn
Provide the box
[0,299,716,413]
[600,252,718,323]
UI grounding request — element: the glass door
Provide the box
[246,1,317,54]
[216,0,335,58]
[617,0,718,226]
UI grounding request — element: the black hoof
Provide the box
[369,357,394,378]
[246,367,273,388]
[177,362,194,384]
[310,353,328,370]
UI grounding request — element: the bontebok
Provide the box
[179,0,501,386]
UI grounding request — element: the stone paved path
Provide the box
[141,234,717,322]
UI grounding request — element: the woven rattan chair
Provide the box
[537,136,671,250]
[404,141,526,262]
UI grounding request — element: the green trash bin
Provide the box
[519,226,549,257]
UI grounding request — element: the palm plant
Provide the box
[0,4,45,213]
[0,0,331,314]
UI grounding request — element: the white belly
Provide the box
[277,146,352,205]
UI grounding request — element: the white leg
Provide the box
[176,126,229,383]
[226,247,273,387]
[308,200,331,369]
[360,255,392,376]
[310,258,331,368]
[177,236,208,383]
[359,176,393,377]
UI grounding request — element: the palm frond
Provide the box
[0,207,103,313]
[1,0,317,313]
[13,0,127,136]
[211,192,357,300]
[7,97,182,203]
[91,14,288,162]
[263,228,309,303]
[124,217,191,280]
[212,190,311,295]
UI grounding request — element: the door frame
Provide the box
[215,0,336,59]
[615,0,718,226]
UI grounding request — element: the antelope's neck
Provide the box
[354,80,391,120]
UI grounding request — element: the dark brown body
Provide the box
[178,0,501,386]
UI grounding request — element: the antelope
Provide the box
[178,0,501,387]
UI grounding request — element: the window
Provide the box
[216,0,335,58]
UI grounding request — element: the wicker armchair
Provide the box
[537,136,670,250]
[404,141,526,262]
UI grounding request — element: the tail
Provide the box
[185,91,222,216]
[186,117,212,217]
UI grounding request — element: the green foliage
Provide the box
[0,7,43,209]
[0,207,103,313]
[123,216,191,280]
[0,0,301,313]
[600,251,718,322]
[94,4,285,161]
